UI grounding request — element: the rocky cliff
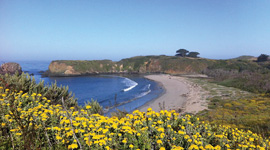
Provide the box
[46,56,215,76]
[0,62,22,75]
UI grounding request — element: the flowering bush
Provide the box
[0,73,78,107]
[0,87,269,149]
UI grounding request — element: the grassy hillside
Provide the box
[62,60,116,72]
[203,59,270,93]
[48,56,215,76]
[189,78,270,137]
[231,55,257,61]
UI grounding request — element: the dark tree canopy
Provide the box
[176,49,200,58]
[176,49,189,57]
[187,52,200,58]
[257,54,269,62]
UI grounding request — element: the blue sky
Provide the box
[0,0,270,61]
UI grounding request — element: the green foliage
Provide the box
[197,95,270,137]
[110,109,129,118]
[119,56,151,72]
[232,55,256,60]
[206,59,263,72]
[204,59,270,93]
[84,100,104,115]
[118,55,215,74]
[158,57,214,73]
[176,49,189,57]
[217,74,270,93]
[59,60,116,73]
[187,52,200,58]
[257,54,269,62]
[0,72,78,107]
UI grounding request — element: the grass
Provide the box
[187,77,270,137]
[60,60,116,73]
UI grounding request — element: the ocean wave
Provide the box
[143,84,151,91]
[122,78,138,92]
[136,89,151,98]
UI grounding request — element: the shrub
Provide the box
[84,100,104,115]
[0,72,77,107]
[0,88,269,149]
[257,54,269,62]
[197,95,270,137]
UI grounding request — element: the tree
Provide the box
[176,49,189,57]
[187,52,200,58]
[257,54,269,62]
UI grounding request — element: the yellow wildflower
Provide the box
[68,143,78,149]
[157,140,162,144]
[122,139,127,144]
[160,147,165,150]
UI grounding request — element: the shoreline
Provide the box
[139,74,207,114]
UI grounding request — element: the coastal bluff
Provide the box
[46,56,214,76]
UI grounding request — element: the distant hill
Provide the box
[232,55,257,61]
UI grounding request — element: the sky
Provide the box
[0,0,270,61]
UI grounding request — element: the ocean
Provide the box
[1,61,163,113]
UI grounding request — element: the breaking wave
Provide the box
[122,77,138,92]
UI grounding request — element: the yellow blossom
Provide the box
[157,140,162,144]
[160,147,165,150]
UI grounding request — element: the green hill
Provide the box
[231,55,257,60]
[47,55,215,76]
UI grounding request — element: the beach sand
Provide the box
[139,74,207,114]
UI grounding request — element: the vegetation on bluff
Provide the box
[47,55,215,76]
[118,55,214,74]
[62,60,116,73]
[204,59,270,93]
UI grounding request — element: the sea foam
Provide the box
[122,77,138,92]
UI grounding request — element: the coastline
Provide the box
[139,74,207,114]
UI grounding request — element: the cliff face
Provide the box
[48,61,80,76]
[47,56,215,76]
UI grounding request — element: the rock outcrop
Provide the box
[0,62,22,75]
[48,61,80,76]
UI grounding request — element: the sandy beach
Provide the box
[139,74,207,114]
